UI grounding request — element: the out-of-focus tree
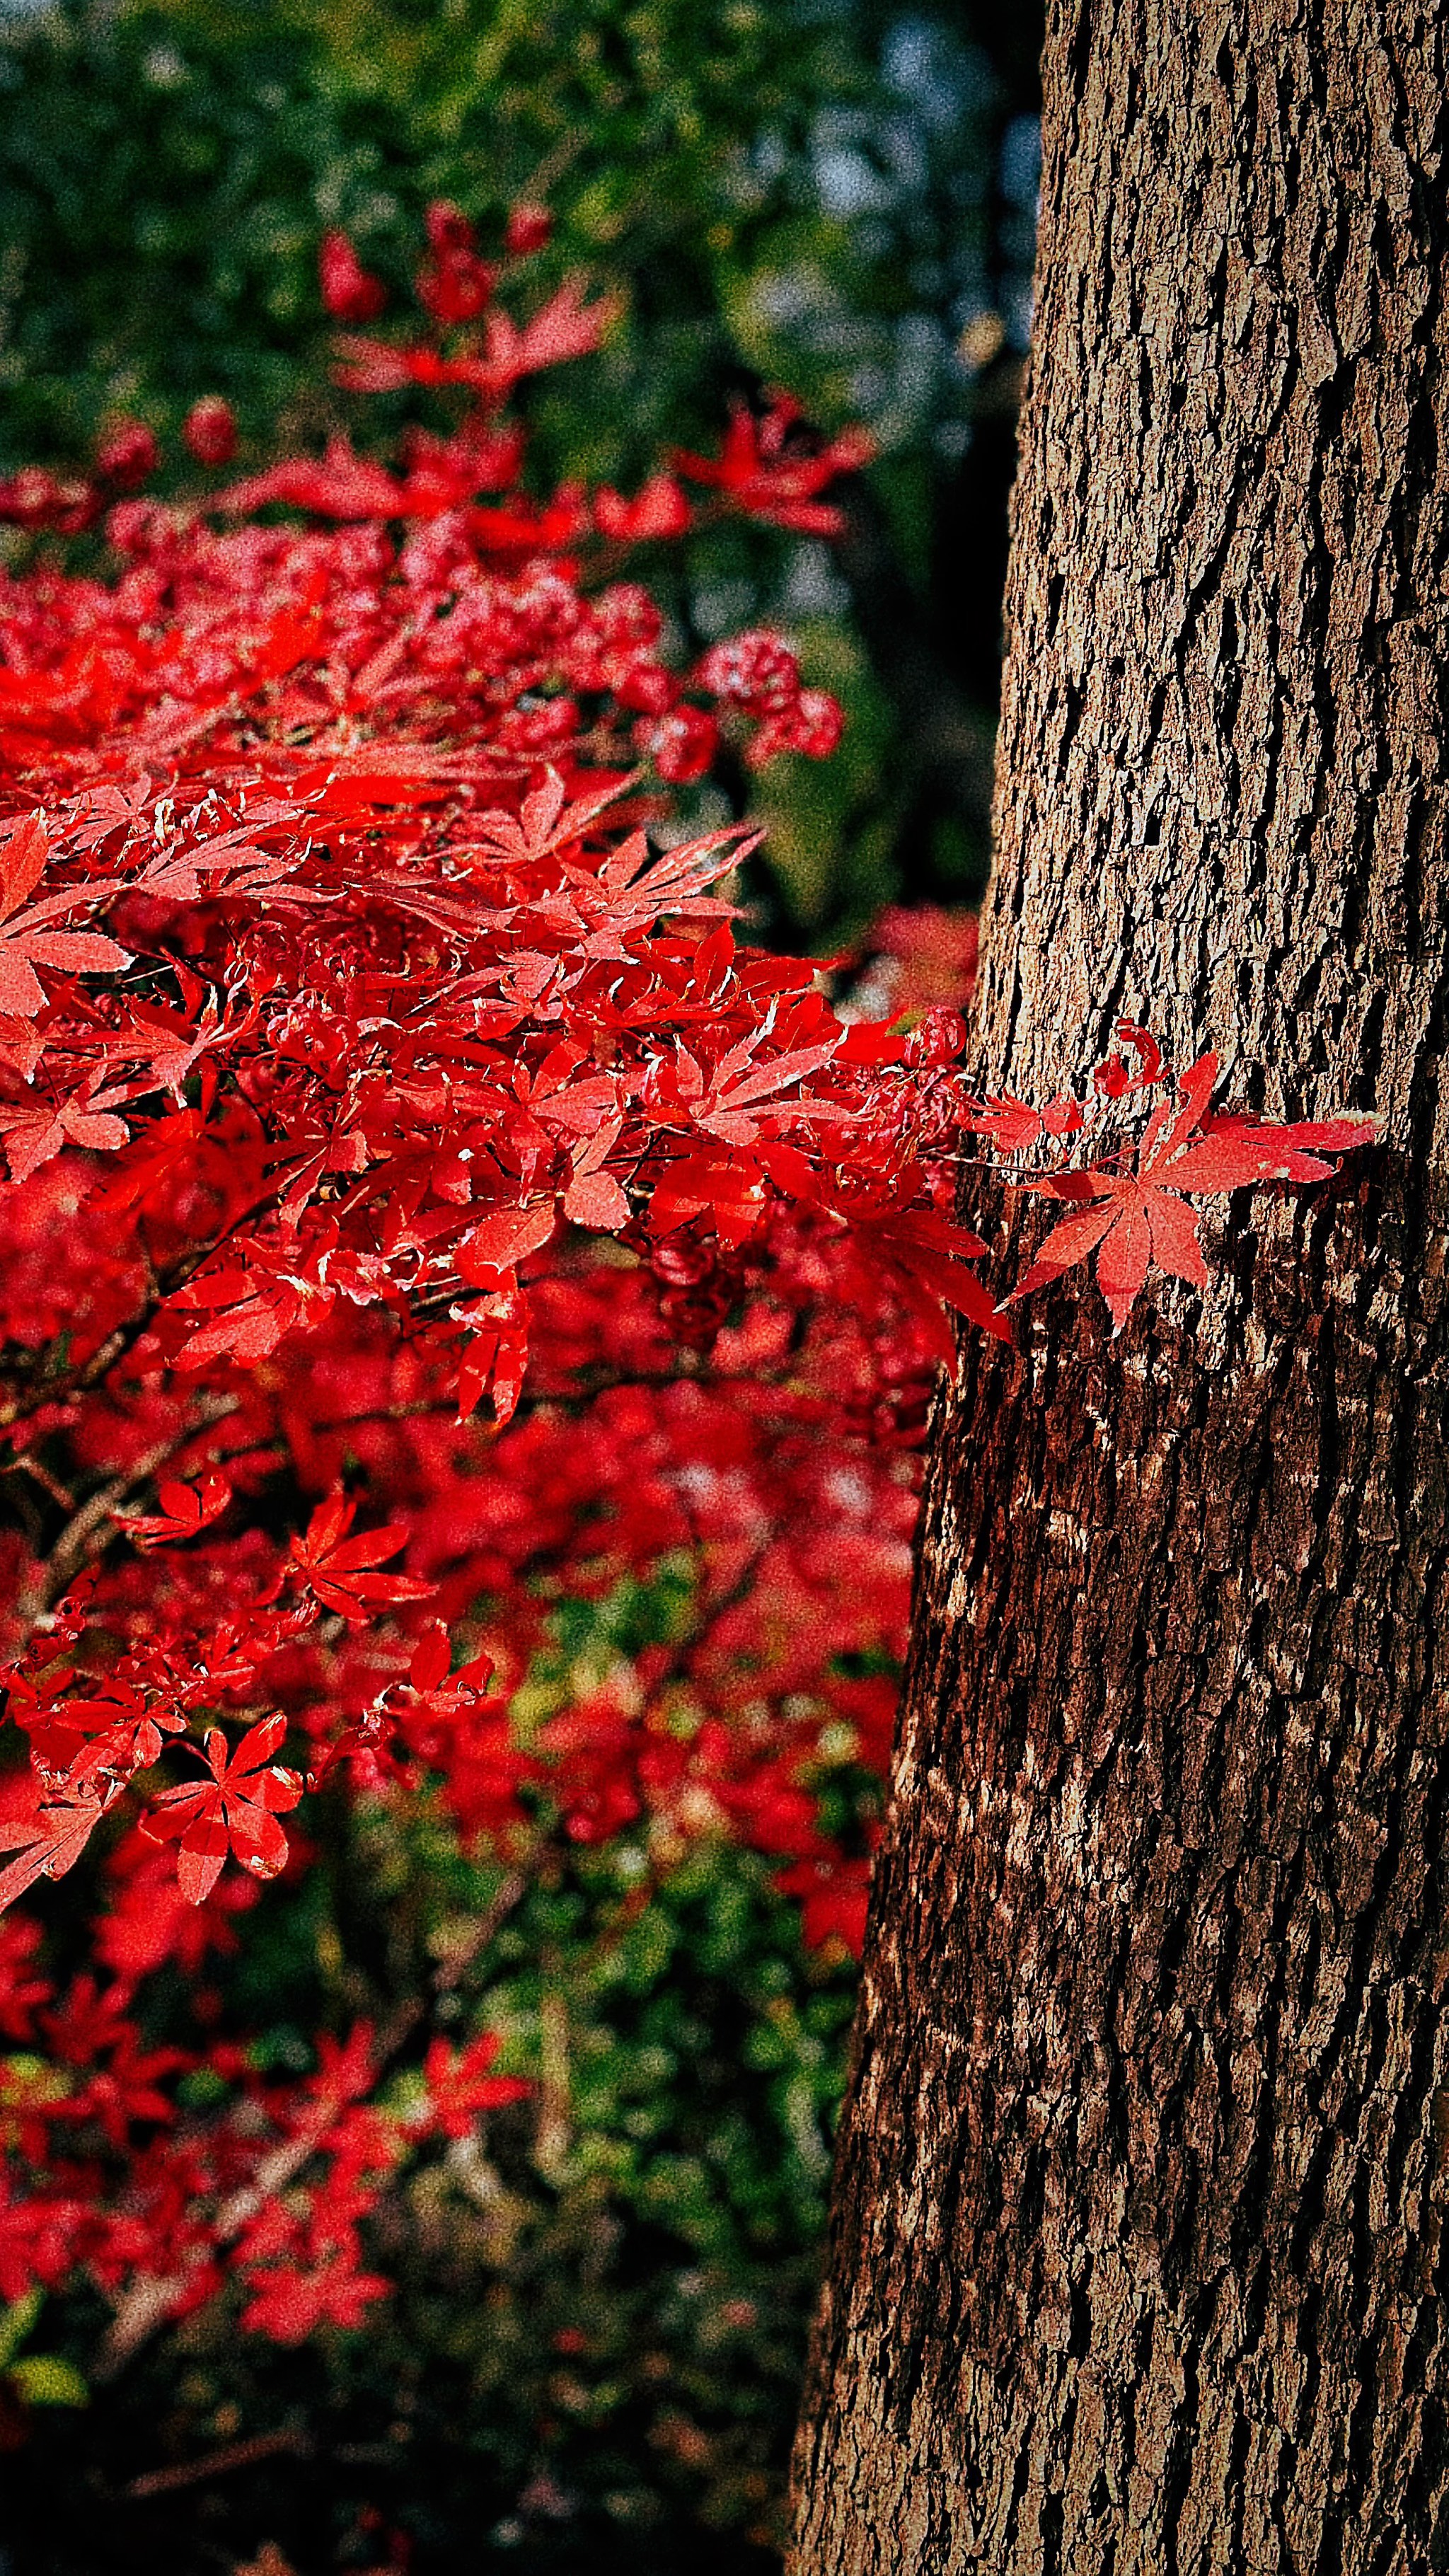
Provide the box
[0,0,1041,937]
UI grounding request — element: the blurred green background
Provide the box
[0,4,1041,2565]
[0,0,1041,945]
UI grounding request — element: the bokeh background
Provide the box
[1,0,1041,945]
[0,5,1040,2568]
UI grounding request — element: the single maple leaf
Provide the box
[562,1116,631,1230]
[594,824,751,933]
[116,1473,232,1549]
[0,1787,108,1912]
[420,2032,530,2138]
[238,2248,391,2341]
[0,815,130,1016]
[452,1282,529,1425]
[468,768,629,870]
[1014,1052,1373,1332]
[0,1079,132,1182]
[457,1201,558,1280]
[286,1495,435,1618]
[594,475,691,541]
[480,279,624,399]
[674,400,874,533]
[647,1147,770,1247]
[216,435,408,522]
[142,1715,304,1905]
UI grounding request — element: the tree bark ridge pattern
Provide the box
[792,4,1449,2570]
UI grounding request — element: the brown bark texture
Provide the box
[792,4,1449,2572]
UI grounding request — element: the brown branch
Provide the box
[533,1987,570,2183]
[95,2101,350,2381]
[122,2427,311,2500]
[1,1455,76,1512]
[11,1392,241,1634]
[0,1172,282,1440]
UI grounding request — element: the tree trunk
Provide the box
[791,6,1449,2571]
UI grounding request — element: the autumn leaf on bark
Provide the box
[1013,1053,1374,1332]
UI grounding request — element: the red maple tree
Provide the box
[0,210,1369,2350]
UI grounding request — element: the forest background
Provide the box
[0,4,1041,2569]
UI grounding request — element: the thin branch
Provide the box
[122,2428,311,2500]
[12,1393,241,1632]
[96,1863,530,2379]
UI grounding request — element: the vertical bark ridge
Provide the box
[792,3,1449,2570]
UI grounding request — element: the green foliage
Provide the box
[1,2294,89,2422]
[8,2351,89,2408]
[0,0,988,468]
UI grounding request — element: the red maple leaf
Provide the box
[239,2253,391,2341]
[479,278,624,399]
[420,2031,530,2138]
[286,1495,435,1619]
[0,814,130,1017]
[594,475,691,541]
[216,435,408,521]
[0,1076,132,1182]
[1014,1053,1374,1332]
[0,1786,108,1913]
[674,399,874,534]
[454,1281,531,1427]
[115,1474,233,1549]
[562,1114,632,1231]
[318,229,386,323]
[456,1200,558,1281]
[142,1716,304,1905]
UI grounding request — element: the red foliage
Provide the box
[0,211,1370,2352]
[319,229,388,324]
[504,202,553,259]
[182,400,239,470]
[96,421,161,494]
[674,395,876,536]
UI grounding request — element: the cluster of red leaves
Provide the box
[0,208,1370,2350]
[0,1921,525,2343]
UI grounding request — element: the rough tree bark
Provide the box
[792,6,1449,2571]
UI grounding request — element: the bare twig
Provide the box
[11,1392,241,1632]
[533,1987,570,2183]
[122,2427,311,2499]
